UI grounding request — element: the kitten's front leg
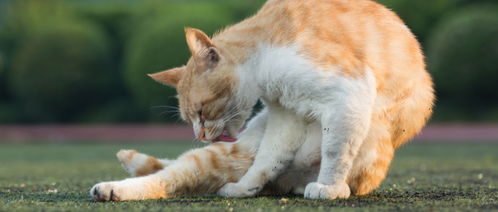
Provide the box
[218,106,306,198]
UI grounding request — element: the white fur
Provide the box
[90,174,166,201]
[219,104,307,197]
[220,44,377,199]
[91,44,379,201]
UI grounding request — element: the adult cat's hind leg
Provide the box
[117,150,173,177]
[347,122,394,195]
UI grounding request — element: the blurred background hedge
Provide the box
[0,0,496,123]
[427,4,498,121]
[124,3,236,122]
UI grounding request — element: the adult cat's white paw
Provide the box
[304,182,351,200]
[218,182,259,198]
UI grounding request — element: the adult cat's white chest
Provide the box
[236,44,376,121]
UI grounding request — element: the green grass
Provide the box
[0,141,497,211]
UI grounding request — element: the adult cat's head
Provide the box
[149,28,254,143]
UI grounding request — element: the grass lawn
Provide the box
[0,141,497,211]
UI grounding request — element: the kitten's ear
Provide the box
[148,66,185,87]
[185,27,220,68]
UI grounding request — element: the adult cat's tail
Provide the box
[391,71,435,149]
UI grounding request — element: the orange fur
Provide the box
[150,0,433,146]
[96,0,434,201]
[135,157,164,177]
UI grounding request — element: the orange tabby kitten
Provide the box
[91,0,434,201]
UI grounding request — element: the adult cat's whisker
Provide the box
[219,106,239,121]
[151,105,179,110]
[151,105,181,120]
[158,111,180,118]
[223,111,242,123]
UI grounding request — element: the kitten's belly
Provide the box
[273,122,322,192]
[293,121,322,169]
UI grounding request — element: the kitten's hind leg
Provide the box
[117,150,173,177]
[91,143,254,201]
[91,109,267,202]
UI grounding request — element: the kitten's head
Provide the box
[149,28,252,143]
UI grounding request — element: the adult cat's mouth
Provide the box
[213,130,237,143]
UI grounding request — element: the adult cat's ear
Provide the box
[148,66,185,87]
[185,27,220,68]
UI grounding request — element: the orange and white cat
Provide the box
[91,0,434,201]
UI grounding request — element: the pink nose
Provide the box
[197,128,207,141]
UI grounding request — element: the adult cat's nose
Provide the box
[196,127,207,141]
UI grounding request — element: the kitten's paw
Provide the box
[117,149,166,177]
[116,149,138,163]
[90,182,123,202]
[218,183,259,198]
[304,182,351,200]
[116,149,141,175]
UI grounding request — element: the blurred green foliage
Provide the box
[428,5,498,121]
[0,47,6,101]
[125,3,234,122]
[9,20,113,122]
[0,0,496,123]
[378,0,457,43]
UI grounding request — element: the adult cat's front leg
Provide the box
[304,73,376,200]
[218,105,306,198]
